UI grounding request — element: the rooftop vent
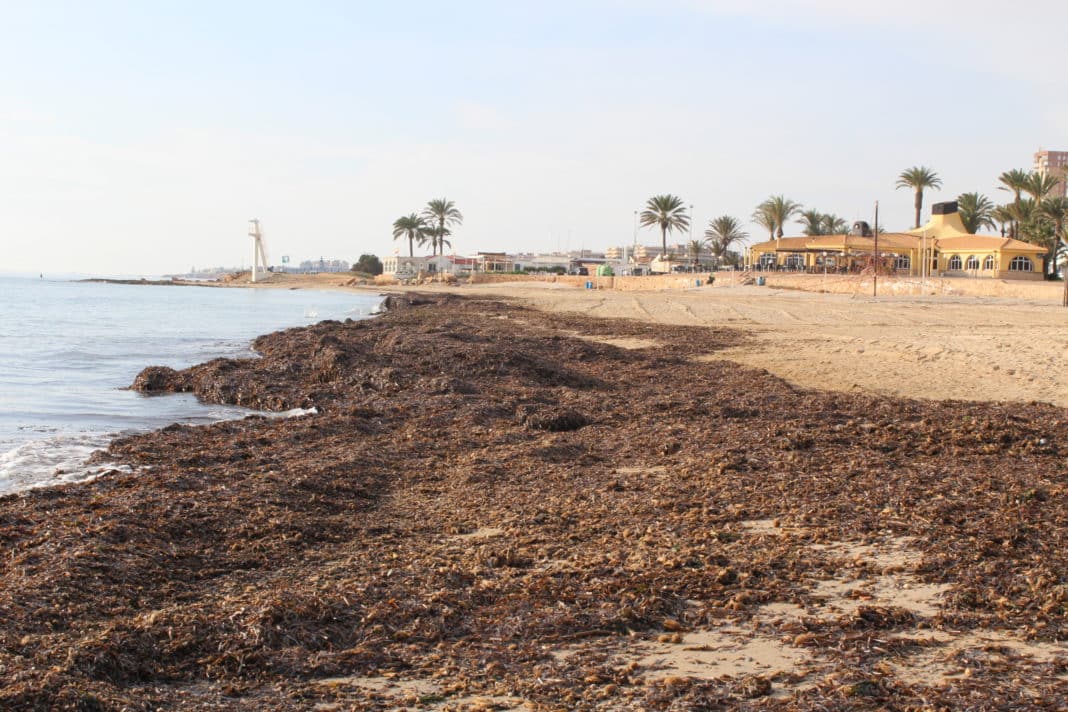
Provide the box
[931,201,959,215]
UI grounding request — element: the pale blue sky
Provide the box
[1,0,1064,274]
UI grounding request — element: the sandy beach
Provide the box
[226,271,1068,408]
[2,289,1065,709]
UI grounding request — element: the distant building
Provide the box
[288,258,349,274]
[1034,149,1068,198]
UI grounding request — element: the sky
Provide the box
[1,0,1065,275]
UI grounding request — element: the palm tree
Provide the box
[1024,172,1060,207]
[705,215,748,261]
[392,213,428,257]
[956,192,996,234]
[992,204,1014,237]
[896,166,942,228]
[640,194,690,253]
[757,195,803,239]
[798,209,827,236]
[821,214,848,234]
[998,169,1030,237]
[421,198,463,256]
[797,211,848,236]
[751,203,777,240]
[427,226,453,255]
[1039,197,1068,276]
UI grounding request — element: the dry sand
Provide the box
[230,271,1068,408]
[360,280,1067,409]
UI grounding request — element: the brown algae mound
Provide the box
[0,294,1065,710]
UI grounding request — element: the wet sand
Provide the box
[1,293,1065,709]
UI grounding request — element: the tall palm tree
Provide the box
[640,194,690,253]
[1039,197,1068,276]
[896,166,942,228]
[998,169,1031,206]
[392,213,428,257]
[956,192,996,234]
[704,215,748,260]
[758,195,803,239]
[421,198,463,256]
[751,203,777,240]
[1024,172,1060,207]
[998,169,1030,237]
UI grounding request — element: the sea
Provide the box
[0,275,382,495]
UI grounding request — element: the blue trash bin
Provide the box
[756,276,766,286]
[585,280,593,289]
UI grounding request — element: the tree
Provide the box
[998,169,1030,237]
[392,213,428,257]
[798,209,827,236]
[755,195,803,239]
[992,204,1014,237]
[422,198,463,256]
[1024,172,1060,207]
[704,215,748,261]
[956,192,996,234]
[353,254,383,276]
[751,203,777,240]
[896,166,942,228]
[640,194,690,253]
[797,210,849,236]
[821,214,848,234]
[428,226,453,254]
[1039,197,1068,276]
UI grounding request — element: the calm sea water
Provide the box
[0,276,382,494]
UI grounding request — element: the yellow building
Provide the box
[748,202,1046,280]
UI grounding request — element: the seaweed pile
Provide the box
[0,294,1065,710]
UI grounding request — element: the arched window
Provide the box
[1009,256,1033,272]
[965,256,980,270]
[759,253,777,268]
[894,255,910,270]
[948,255,963,270]
[984,255,995,270]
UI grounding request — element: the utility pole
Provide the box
[872,201,879,298]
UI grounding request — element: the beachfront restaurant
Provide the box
[748,202,1047,280]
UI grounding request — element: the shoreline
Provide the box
[1,293,1065,708]
[101,270,1068,408]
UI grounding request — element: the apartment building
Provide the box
[1034,149,1068,198]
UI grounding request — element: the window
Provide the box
[894,255,910,270]
[948,255,963,270]
[984,255,995,270]
[1009,256,1033,272]
[966,256,980,270]
[785,254,804,269]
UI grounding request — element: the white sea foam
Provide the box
[0,433,133,496]
[258,406,319,419]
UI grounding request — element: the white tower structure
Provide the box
[248,219,269,282]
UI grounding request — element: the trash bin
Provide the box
[695,279,702,287]
[585,280,593,289]
[756,276,766,286]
